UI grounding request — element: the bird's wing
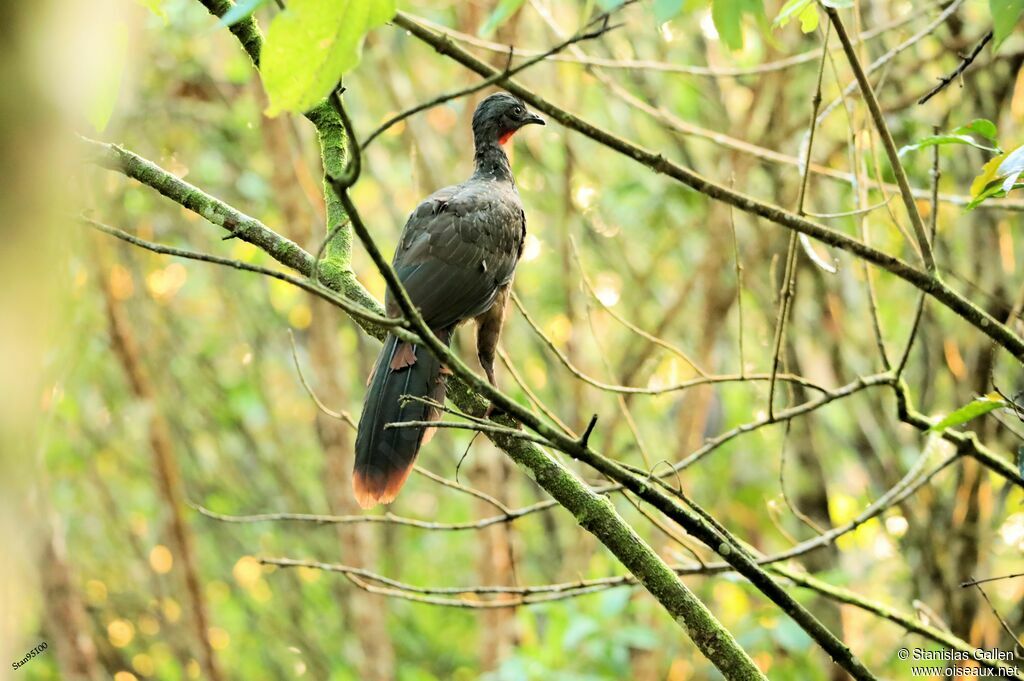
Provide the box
[387,182,524,330]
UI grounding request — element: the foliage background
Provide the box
[7,0,1024,679]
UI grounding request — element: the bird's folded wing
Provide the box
[389,183,523,330]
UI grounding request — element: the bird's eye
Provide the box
[513,106,524,116]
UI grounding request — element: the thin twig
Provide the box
[287,329,356,426]
[825,5,935,272]
[918,30,994,105]
[81,216,403,331]
[361,3,629,149]
[768,21,832,419]
[510,291,828,396]
[406,2,938,78]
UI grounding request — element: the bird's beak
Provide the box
[523,112,545,127]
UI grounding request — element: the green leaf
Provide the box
[797,4,819,32]
[479,0,525,37]
[968,144,1024,207]
[990,0,1024,49]
[929,393,1007,432]
[971,152,1008,196]
[261,0,395,116]
[966,179,1019,208]
[953,118,999,143]
[653,0,685,24]
[87,22,128,133]
[773,0,812,28]
[898,134,999,157]
[713,0,759,49]
[219,0,269,28]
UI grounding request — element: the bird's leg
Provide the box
[474,285,518,425]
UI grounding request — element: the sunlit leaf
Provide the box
[929,393,1007,432]
[997,144,1024,178]
[261,0,395,115]
[798,4,819,32]
[971,151,1008,197]
[898,134,999,157]
[953,118,999,143]
[968,144,1024,207]
[991,0,1024,49]
[773,0,813,28]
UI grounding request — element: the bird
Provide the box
[353,92,545,509]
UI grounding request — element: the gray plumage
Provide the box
[353,93,544,508]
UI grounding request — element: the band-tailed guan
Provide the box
[353,92,544,508]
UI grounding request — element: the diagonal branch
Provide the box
[824,5,935,272]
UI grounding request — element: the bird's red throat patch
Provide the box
[499,130,515,145]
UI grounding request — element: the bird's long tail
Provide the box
[353,331,450,508]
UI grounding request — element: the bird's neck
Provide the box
[472,140,514,183]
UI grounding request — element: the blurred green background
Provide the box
[6,0,1024,679]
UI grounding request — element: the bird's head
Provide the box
[472,92,545,147]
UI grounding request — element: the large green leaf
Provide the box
[991,0,1024,49]
[929,393,1007,432]
[261,0,395,115]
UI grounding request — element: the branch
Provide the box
[405,2,938,78]
[261,557,623,608]
[917,30,994,105]
[361,4,625,149]
[81,215,400,332]
[775,565,1024,679]
[510,290,828,396]
[322,126,767,677]
[323,125,880,677]
[392,12,1024,362]
[823,7,935,272]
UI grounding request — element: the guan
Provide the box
[353,92,545,508]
